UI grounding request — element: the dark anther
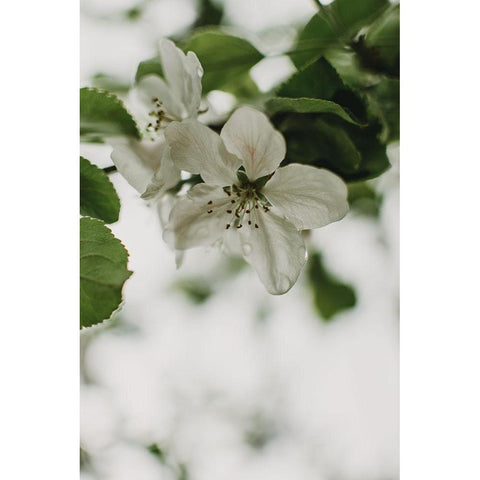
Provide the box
[226,210,232,214]
[246,209,250,213]
[231,200,236,204]
[207,200,213,205]
[255,224,259,228]
[248,220,252,225]
[237,225,242,229]
[207,210,213,214]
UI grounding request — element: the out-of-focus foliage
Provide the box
[80,87,140,141]
[307,251,356,321]
[80,217,132,328]
[193,0,224,28]
[80,156,120,224]
[183,29,263,97]
[348,181,383,218]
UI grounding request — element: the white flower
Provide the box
[110,38,203,199]
[109,137,180,199]
[131,38,203,137]
[164,106,349,295]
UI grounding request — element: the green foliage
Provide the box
[194,0,223,28]
[348,181,383,217]
[272,57,390,181]
[135,56,164,83]
[80,217,132,328]
[266,97,363,125]
[80,87,140,141]
[366,77,399,142]
[183,29,263,95]
[292,0,389,68]
[307,252,356,321]
[276,56,367,123]
[173,278,213,304]
[80,157,120,224]
[353,3,400,78]
[91,73,130,95]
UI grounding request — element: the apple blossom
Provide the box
[164,106,349,295]
[110,38,203,199]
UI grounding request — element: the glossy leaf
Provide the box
[266,97,364,125]
[80,87,140,140]
[80,157,120,224]
[80,218,132,328]
[292,0,389,68]
[277,57,367,124]
[183,29,263,94]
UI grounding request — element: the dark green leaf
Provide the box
[194,0,223,28]
[173,278,213,304]
[354,3,399,77]
[292,0,389,68]
[80,218,132,328]
[80,87,140,140]
[277,57,367,124]
[266,97,364,125]
[308,252,356,321]
[183,29,263,94]
[348,181,382,217]
[80,157,120,224]
[366,77,399,142]
[135,56,163,83]
[276,113,389,181]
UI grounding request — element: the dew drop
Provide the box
[275,274,291,294]
[242,243,252,256]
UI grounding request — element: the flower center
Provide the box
[206,183,271,230]
[146,97,175,136]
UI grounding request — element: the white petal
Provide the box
[165,120,241,186]
[141,146,181,200]
[220,106,286,181]
[262,164,349,230]
[239,209,307,295]
[109,137,165,194]
[159,39,203,119]
[135,74,183,121]
[165,184,232,250]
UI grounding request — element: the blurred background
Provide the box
[80,1,399,479]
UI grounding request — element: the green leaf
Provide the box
[135,56,163,83]
[308,252,356,321]
[194,0,223,28]
[80,157,120,224]
[80,217,132,328]
[266,97,363,125]
[347,181,382,217]
[292,0,389,68]
[91,73,130,95]
[279,114,361,174]
[80,87,140,140]
[355,3,399,77]
[277,57,367,124]
[183,29,264,93]
[276,113,389,182]
[366,78,399,142]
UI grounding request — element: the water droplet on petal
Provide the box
[242,243,252,256]
[275,274,291,294]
